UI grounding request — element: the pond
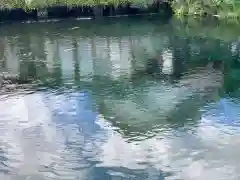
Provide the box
[1,16,240,180]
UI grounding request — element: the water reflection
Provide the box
[0,17,240,180]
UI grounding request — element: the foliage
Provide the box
[171,0,240,18]
[1,0,240,19]
[0,0,154,9]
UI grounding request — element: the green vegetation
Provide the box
[172,0,240,19]
[1,0,240,20]
[0,0,153,9]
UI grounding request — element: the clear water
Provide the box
[1,16,240,180]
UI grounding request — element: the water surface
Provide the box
[1,17,240,180]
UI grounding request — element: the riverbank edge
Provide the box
[0,2,173,23]
[173,7,240,22]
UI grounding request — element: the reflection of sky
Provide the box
[43,91,101,136]
[1,91,240,180]
[0,91,107,180]
[201,98,240,128]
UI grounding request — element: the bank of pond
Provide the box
[0,1,173,22]
[1,0,240,22]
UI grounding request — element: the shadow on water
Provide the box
[1,17,240,180]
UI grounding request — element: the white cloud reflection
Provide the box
[0,90,240,180]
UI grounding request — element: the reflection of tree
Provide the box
[38,38,63,87]
[0,37,6,69]
[223,57,240,95]
[15,33,50,85]
[209,40,240,96]
[171,35,188,80]
[94,64,223,137]
[97,100,143,137]
[30,35,49,83]
[50,39,62,86]
[91,37,97,77]
[72,38,80,83]
[128,36,149,78]
[129,36,136,72]
[18,35,37,83]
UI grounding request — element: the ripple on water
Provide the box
[1,86,240,180]
[1,18,240,180]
